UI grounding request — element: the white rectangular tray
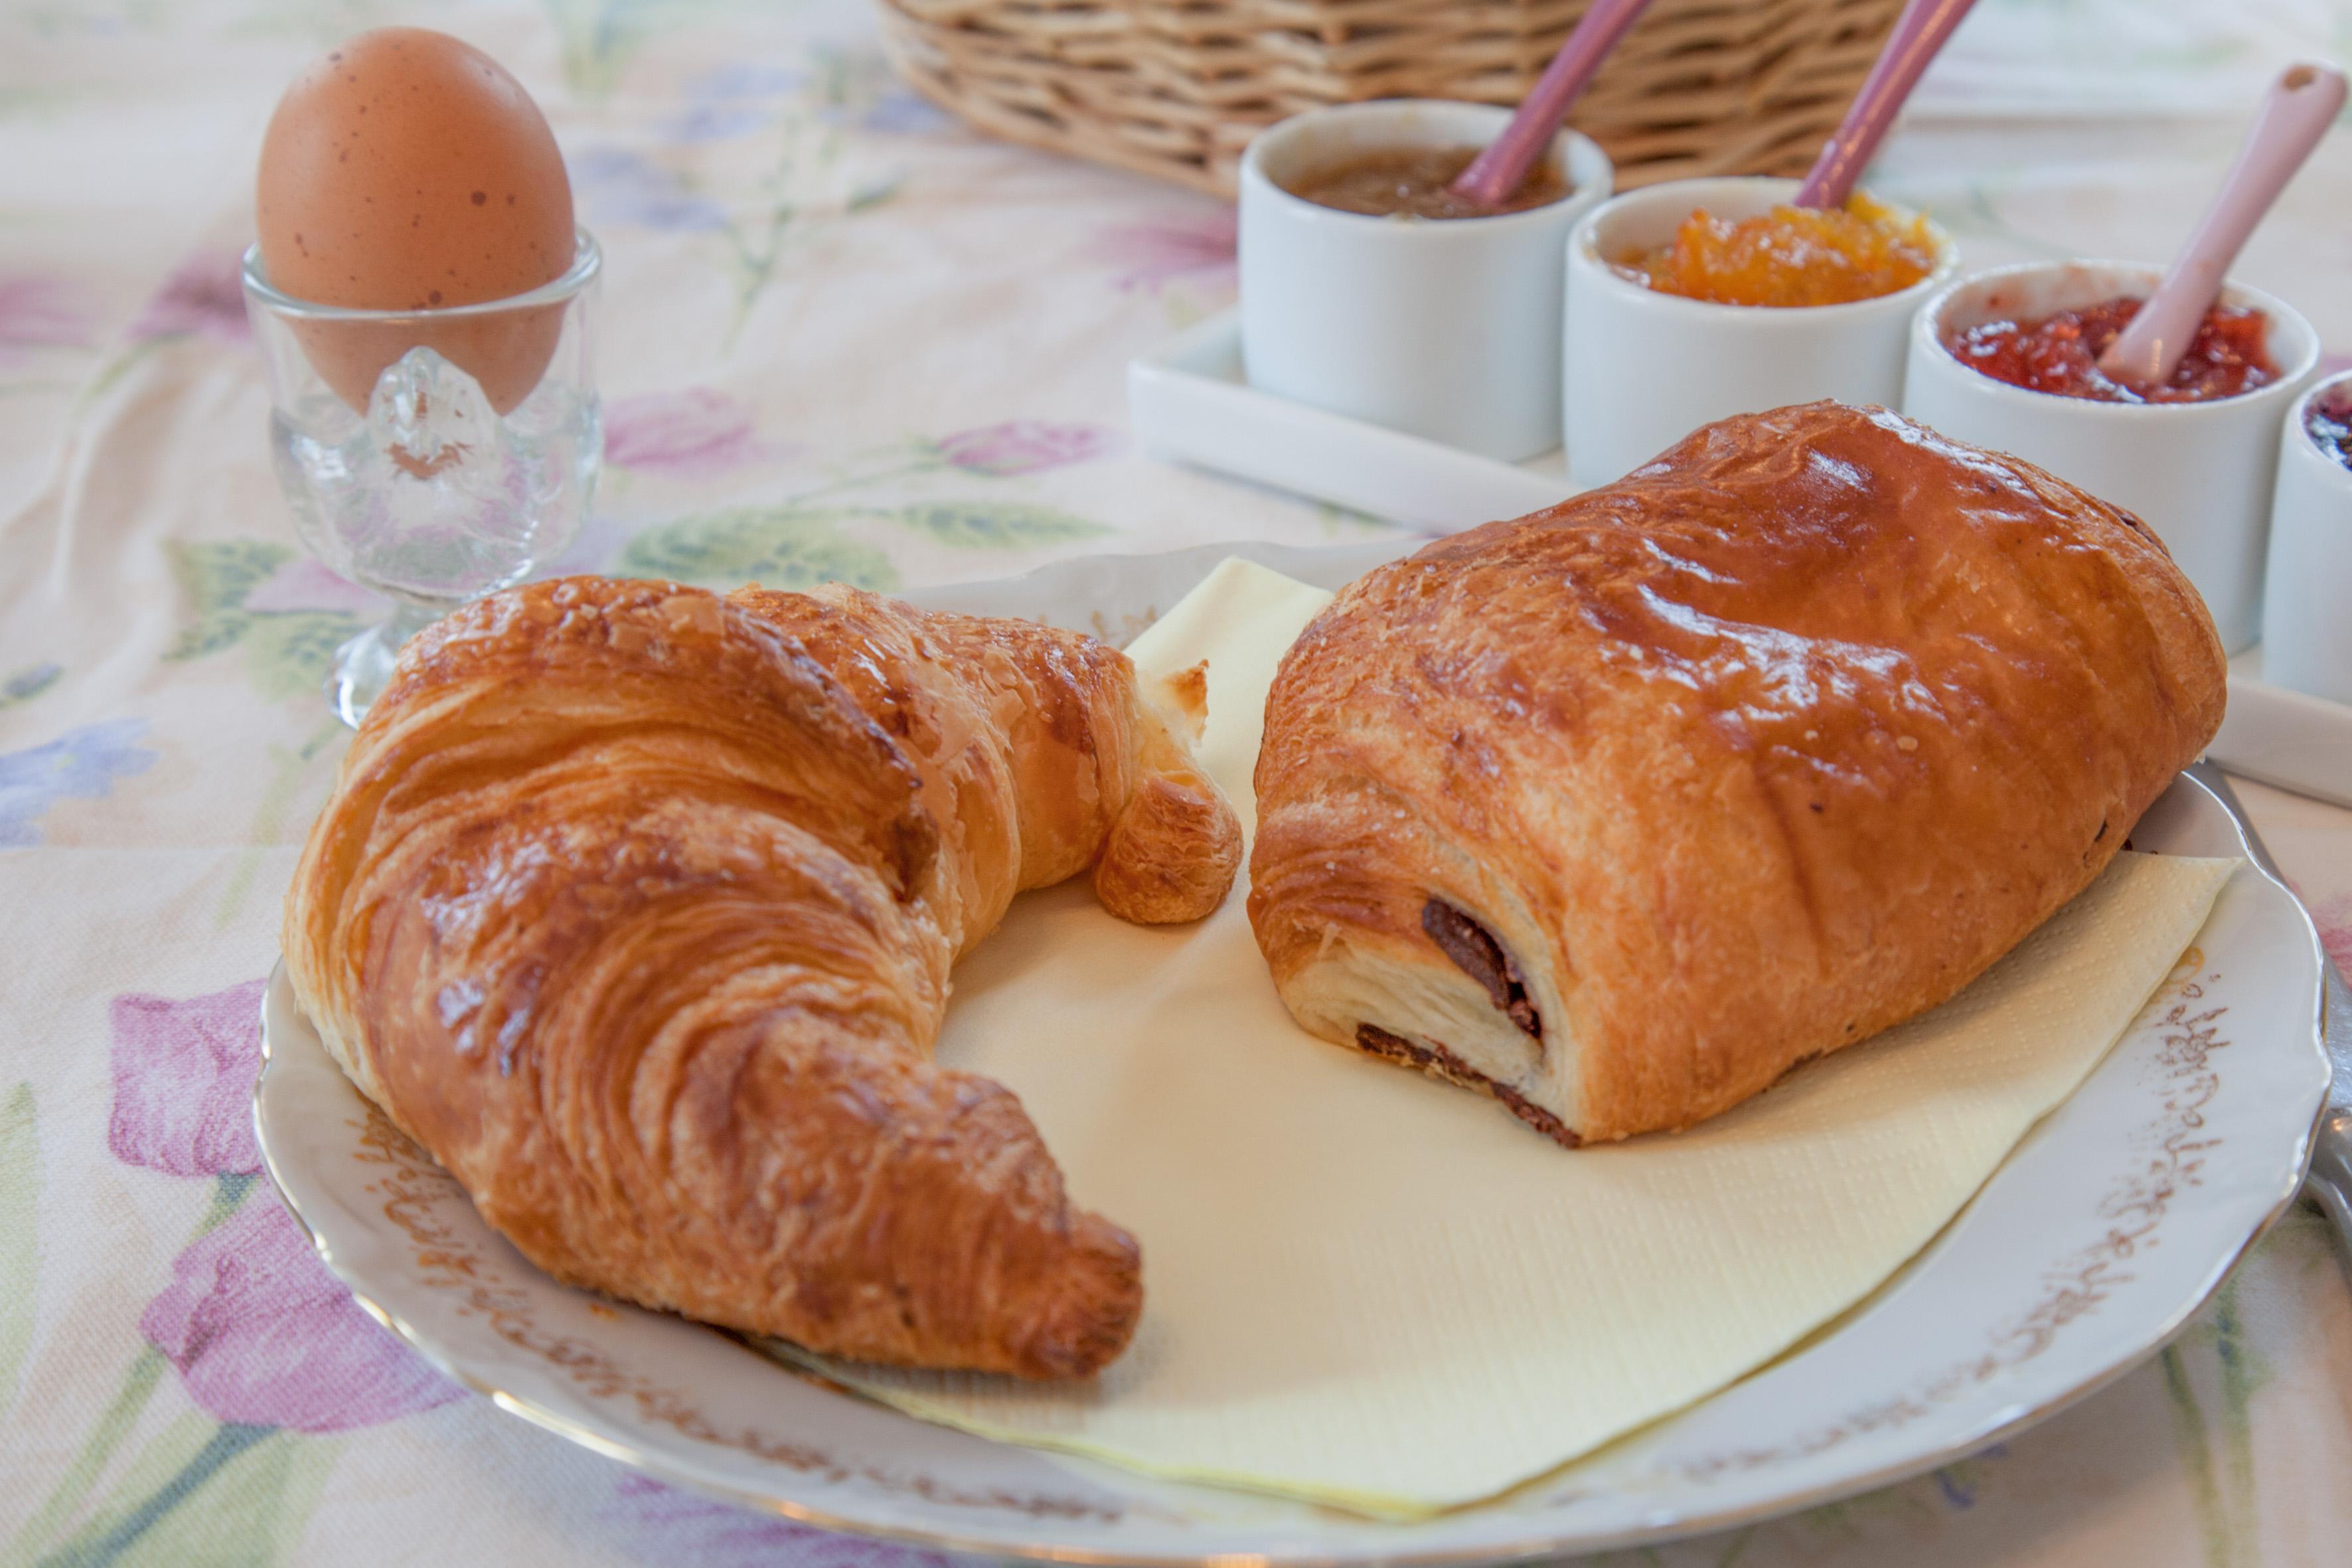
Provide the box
[1129,308,1571,534]
[1127,307,2352,811]
[2217,647,2352,809]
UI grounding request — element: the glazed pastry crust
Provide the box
[284,576,1239,1378]
[1249,403,2227,1144]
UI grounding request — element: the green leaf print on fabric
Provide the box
[161,544,364,702]
[0,1084,37,1419]
[886,502,1109,551]
[164,542,292,663]
[546,0,732,98]
[2160,1268,2272,1568]
[108,1429,335,1568]
[23,1413,226,1566]
[566,47,908,341]
[238,616,361,705]
[26,1415,334,1568]
[618,508,898,591]
[0,665,62,713]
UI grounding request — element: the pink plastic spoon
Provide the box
[1449,0,1656,210]
[2097,62,2347,390]
[1793,0,1981,210]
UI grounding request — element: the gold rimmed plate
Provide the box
[254,541,2329,1565]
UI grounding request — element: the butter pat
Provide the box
[769,558,2239,1516]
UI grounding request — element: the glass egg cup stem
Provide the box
[327,600,443,729]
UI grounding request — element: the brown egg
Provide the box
[256,28,576,412]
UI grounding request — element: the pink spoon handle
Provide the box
[1794,0,1981,210]
[1450,0,1656,208]
[2098,62,2347,388]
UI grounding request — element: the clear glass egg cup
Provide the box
[242,229,602,726]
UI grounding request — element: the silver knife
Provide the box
[2187,761,2352,1279]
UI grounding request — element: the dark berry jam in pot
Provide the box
[1282,147,1569,220]
[1945,296,2278,404]
[2309,386,2352,471]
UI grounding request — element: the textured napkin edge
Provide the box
[761,861,2239,1518]
[1477,856,2244,1508]
[753,1335,1441,1518]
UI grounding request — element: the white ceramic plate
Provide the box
[256,542,2331,1565]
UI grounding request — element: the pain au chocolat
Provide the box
[1247,402,2227,1144]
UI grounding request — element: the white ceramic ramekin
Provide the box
[1903,261,2320,654]
[1561,176,1954,489]
[2260,370,2352,702]
[1239,101,1613,463]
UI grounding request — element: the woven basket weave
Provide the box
[878,0,1905,198]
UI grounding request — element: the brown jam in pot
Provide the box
[1281,147,1569,220]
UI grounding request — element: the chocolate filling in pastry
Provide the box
[1356,1023,1578,1146]
[1420,900,1542,1040]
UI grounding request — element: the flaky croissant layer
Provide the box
[285,576,1240,1378]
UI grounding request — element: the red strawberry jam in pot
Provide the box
[1946,296,2278,404]
[2309,386,2352,470]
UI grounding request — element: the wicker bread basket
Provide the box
[878,0,1905,197]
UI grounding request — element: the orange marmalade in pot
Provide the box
[1615,194,1939,308]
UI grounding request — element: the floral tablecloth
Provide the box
[4,2,2351,1564]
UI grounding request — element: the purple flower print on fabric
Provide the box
[604,386,764,477]
[0,273,92,362]
[859,86,951,136]
[141,1194,461,1433]
[668,102,775,142]
[603,1474,953,1568]
[1086,210,1237,294]
[131,251,250,345]
[665,63,805,143]
[242,558,386,617]
[0,717,155,846]
[572,147,730,234]
[935,420,1117,476]
[537,512,642,578]
[108,980,268,1178]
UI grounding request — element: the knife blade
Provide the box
[2185,761,2352,1279]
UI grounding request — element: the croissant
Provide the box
[1249,402,2227,1144]
[283,575,1241,1377]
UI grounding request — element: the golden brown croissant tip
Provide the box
[1093,771,1243,925]
[1009,1213,1144,1379]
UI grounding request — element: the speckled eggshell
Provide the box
[256,28,576,412]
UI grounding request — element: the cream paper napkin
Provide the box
[769,558,2239,1516]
